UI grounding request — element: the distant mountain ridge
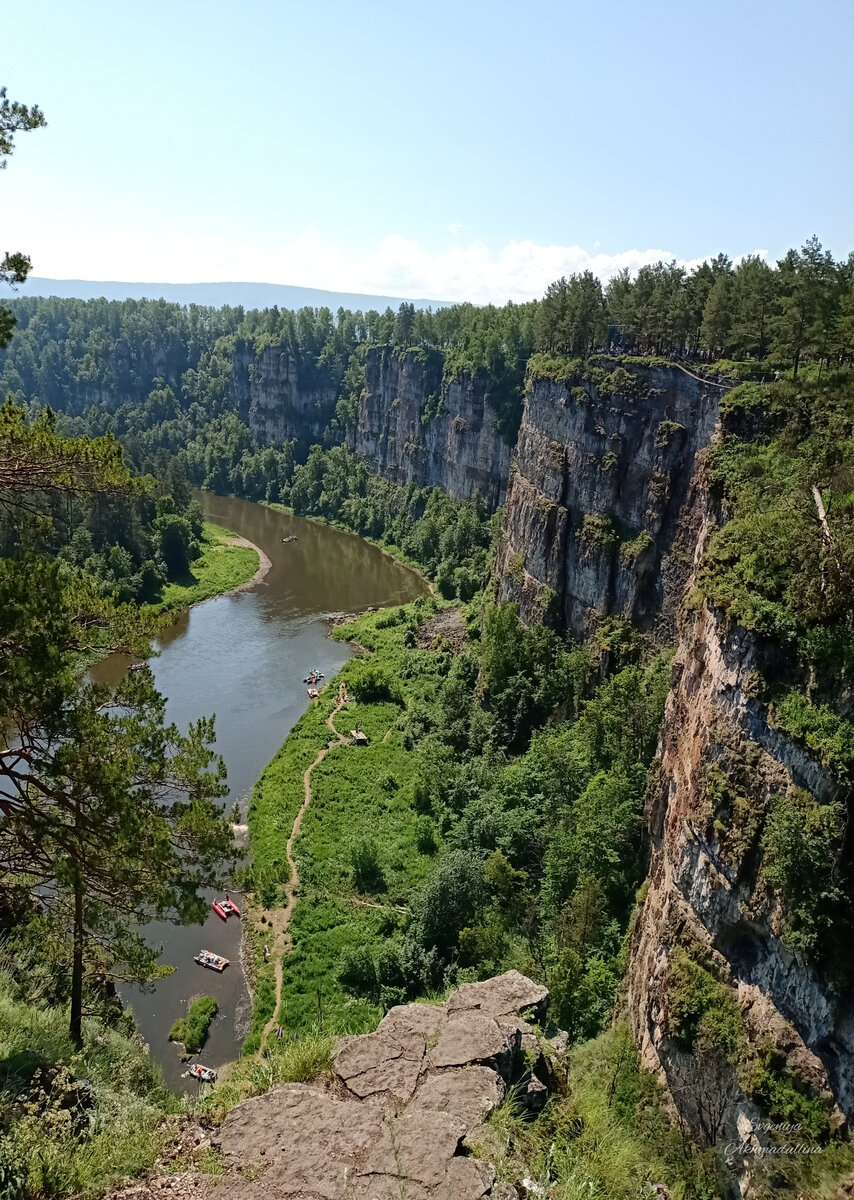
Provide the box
[17,277,451,313]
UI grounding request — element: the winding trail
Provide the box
[258,682,351,1052]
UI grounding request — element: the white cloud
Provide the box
[10,194,738,305]
[264,231,720,304]
[447,222,464,235]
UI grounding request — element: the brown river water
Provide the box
[88,493,427,1089]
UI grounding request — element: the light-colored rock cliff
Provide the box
[627,595,853,1155]
[494,362,723,637]
[228,339,338,448]
[355,347,512,506]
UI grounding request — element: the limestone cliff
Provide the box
[355,346,512,506]
[627,595,853,1147]
[227,338,338,450]
[494,361,724,637]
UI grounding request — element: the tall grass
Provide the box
[201,1028,334,1123]
[0,965,181,1198]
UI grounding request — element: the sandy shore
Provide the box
[219,534,272,595]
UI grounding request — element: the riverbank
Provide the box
[146,522,266,615]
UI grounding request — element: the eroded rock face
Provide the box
[227,339,339,451]
[627,600,854,1143]
[355,346,512,506]
[208,971,551,1199]
[494,363,724,636]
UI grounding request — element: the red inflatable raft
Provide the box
[211,901,228,921]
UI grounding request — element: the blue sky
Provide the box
[3,0,852,302]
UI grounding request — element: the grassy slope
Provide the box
[246,597,445,1040]
[0,966,180,1197]
[148,523,259,614]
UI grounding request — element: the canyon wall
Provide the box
[228,339,339,449]
[494,362,723,637]
[355,346,512,506]
[627,594,853,1151]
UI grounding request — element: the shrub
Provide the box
[745,1042,832,1141]
[668,947,742,1059]
[762,788,847,955]
[580,514,618,551]
[654,420,685,448]
[415,815,437,854]
[619,531,654,567]
[350,838,386,892]
[337,945,378,997]
[409,850,484,956]
[348,661,402,704]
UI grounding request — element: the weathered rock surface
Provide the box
[227,338,339,451]
[409,1065,505,1131]
[119,973,548,1199]
[627,596,854,1145]
[355,346,512,505]
[495,362,725,637]
[446,971,549,1020]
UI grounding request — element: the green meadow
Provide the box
[246,595,448,1038]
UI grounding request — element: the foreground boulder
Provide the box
[210,971,551,1199]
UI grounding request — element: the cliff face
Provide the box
[628,595,853,1149]
[494,364,722,637]
[355,347,512,506]
[228,339,338,449]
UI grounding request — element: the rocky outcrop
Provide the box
[355,347,512,506]
[494,362,724,637]
[212,971,550,1199]
[228,338,338,450]
[627,598,854,1150]
[113,973,554,1200]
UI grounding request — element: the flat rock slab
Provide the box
[430,1013,517,1073]
[378,1002,448,1042]
[410,1066,505,1129]
[446,971,549,1021]
[358,1109,466,1188]
[216,1084,384,1199]
[335,1029,426,1103]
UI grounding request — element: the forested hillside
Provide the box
[4,238,854,1199]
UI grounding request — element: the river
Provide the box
[89,493,427,1088]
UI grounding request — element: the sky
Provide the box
[3,0,853,304]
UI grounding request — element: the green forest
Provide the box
[3,242,854,1197]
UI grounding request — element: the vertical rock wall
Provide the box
[494,363,723,636]
[227,339,339,449]
[627,596,854,1152]
[355,346,512,506]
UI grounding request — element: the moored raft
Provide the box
[184,1063,217,1083]
[194,949,229,972]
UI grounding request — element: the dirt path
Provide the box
[258,682,350,1052]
